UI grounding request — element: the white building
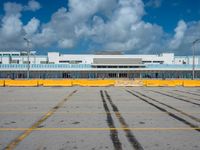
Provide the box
[0,51,200,79]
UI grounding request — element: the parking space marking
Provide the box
[131,90,200,123]
[126,90,200,133]
[0,112,199,115]
[1,127,200,131]
[4,90,77,150]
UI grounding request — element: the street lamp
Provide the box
[23,37,31,79]
[192,39,200,80]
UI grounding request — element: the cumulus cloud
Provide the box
[145,0,163,8]
[172,21,200,54]
[169,20,187,50]
[24,17,40,35]
[35,0,160,52]
[0,0,200,54]
[4,2,23,16]
[24,0,41,11]
[0,1,41,50]
[58,39,74,48]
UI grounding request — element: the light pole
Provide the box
[24,37,31,79]
[192,39,200,80]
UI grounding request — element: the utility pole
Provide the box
[24,37,31,79]
[192,39,200,80]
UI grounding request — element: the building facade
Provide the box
[0,51,200,79]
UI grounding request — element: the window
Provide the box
[23,61,30,64]
[3,54,10,56]
[40,61,48,64]
[119,66,128,68]
[59,60,82,64]
[153,61,164,63]
[119,73,127,78]
[70,60,82,64]
[59,61,70,63]
[108,73,117,78]
[12,54,19,56]
[11,60,19,64]
[142,61,152,63]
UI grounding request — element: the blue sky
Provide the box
[0,0,200,55]
[143,0,200,32]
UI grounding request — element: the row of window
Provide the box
[0,64,92,69]
[1,64,200,69]
[142,61,164,64]
[94,66,145,68]
[0,54,20,56]
[146,64,200,69]
[59,60,82,64]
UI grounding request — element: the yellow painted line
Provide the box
[0,101,58,103]
[0,112,199,115]
[0,101,99,104]
[0,127,200,131]
[4,90,77,150]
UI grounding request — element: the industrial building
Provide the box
[0,51,200,79]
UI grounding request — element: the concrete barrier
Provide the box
[159,80,176,87]
[144,80,161,87]
[144,80,177,87]
[1,79,200,87]
[0,80,5,86]
[42,80,72,87]
[37,79,44,86]
[183,80,200,87]
[115,80,143,86]
[173,80,184,86]
[72,79,115,86]
[4,80,38,87]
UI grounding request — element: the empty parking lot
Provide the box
[0,87,200,150]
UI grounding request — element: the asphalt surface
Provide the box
[0,87,200,150]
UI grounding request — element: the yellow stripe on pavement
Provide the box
[0,127,200,131]
[4,90,77,150]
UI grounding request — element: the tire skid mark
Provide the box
[104,90,144,150]
[4,90,77,150]
[164,91,200,102]
[100,91,122,150]
[174,90,200,97]
[132,90,200,123]
[126,90,200,133]
[150,90,200,107]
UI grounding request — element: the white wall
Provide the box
[174,56,199,65]
[48,52,59,64]
[1,51,200,65]
[160,53,174,64]
[1,57,10,64]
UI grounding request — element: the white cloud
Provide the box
[171,21,200,54]
[1,15,22,38]
[0,1,41,50]
[24,0,41,11]
[169,20,187,50]
[4,2,23,16]
[72,0,164,52]
[24,17,40,35]
[145,0,163,8]
[58,39,74,48]
[0,0,200,54]
[32,28,57,47]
